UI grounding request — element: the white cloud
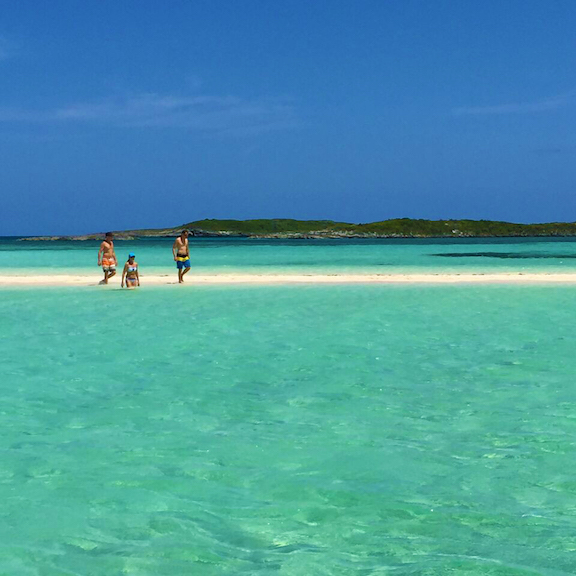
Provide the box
[0,92,299,135]
[453,91,574,116]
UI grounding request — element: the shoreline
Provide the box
[2,272,576,287]
[17,233,576,241]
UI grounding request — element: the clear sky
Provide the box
[1,0,575,235]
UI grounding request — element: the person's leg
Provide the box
[178,260,191,282]
[107,269,116,282]
[103,268,110,284]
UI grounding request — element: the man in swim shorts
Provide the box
[97,232,118,284]
[172,229,191,283]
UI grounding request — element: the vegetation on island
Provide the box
[21,218,576,241]
[179,218,576,238]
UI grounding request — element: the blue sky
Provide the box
[1,0,575,234]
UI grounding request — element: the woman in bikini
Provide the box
[121,253,140,289]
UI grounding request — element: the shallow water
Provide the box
[4,236,576,276]
[1,284,576,574]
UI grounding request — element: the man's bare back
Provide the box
[100,239,115,258]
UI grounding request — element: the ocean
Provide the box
[1,237,576,574]
[3,235,576,276]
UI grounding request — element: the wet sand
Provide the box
[2,272,576,286]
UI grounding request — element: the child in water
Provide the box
[121,253,140,289]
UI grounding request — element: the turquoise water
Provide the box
[4,236,576,275]
[2,284,576,574]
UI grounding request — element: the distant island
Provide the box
[20,218,576,241]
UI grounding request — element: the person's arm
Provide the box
[136,266,140,286]
[97,243,104,266]
[121,263,127,287]
[172,240,178,260]
[186,239,190,257]
[113,248,117,265]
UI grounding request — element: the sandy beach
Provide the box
[2,272,576,286]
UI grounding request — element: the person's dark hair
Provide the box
[105,232,113,238]
[181,229,189,236]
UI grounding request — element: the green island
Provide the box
[21,218,576,241]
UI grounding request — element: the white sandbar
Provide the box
[2,272,576,287]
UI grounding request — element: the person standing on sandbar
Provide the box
[97,232,117,284]
[172,229,191,283]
